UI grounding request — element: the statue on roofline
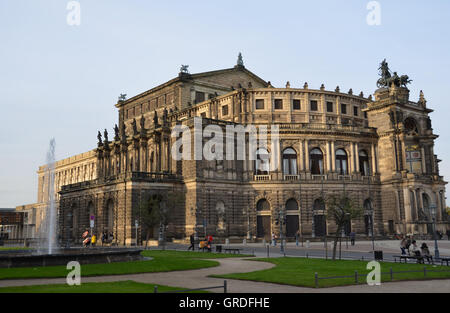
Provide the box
[377,59,412,88]
[97,131,102,145]
[132,118,138,136]
[103,129,109,143]
[140,115,146,135]
[118,93,127,102]
[114,124,120,141]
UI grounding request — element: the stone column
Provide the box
[435,191,442,221]
[299,140,304,171]
[371,143,377,175]
[349,143,354,174]
[355,143,360,173]
[331,141,336,172]
[325,141,330,172]
[304,140,310,172]
[431,145,436,173]
[404,188,412,223]
[421,146,426,174]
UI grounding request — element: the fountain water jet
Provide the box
[37,138,57,254]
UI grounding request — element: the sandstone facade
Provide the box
[20,60,448,245]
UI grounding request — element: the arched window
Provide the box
[283,148,298,175]
[256,199,270,211]
[286,198,298,211]
[106,199,114,232]
[335,149,348,175]
[310,148,324,175]
[255,148,270,175]
[313,198,326,237]
[285,199,299,237]
[359,150,370,176]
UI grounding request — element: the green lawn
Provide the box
[212,257,450,288]
[0,247,30,251]
[0,250,251,280]
[0,280,204,293]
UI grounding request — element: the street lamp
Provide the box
[366,200,375,255]
[430,204,440,260]
[245,207,251,240]
[277,208,286,255]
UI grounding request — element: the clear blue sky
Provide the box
[0,0,449,207]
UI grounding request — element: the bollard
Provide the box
[390,267,393,281]
[355,271,358,284]
[224,280,227,293]
[267,244,270,258]
[315,272,319,288]
[154,285,158,293]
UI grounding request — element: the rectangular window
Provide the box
[255,99,265,110]
[310,100,318,111]
[326,101,333,113]
[274,99,283,110]
[293,99,301,110]
[222,105,229,116]
[353,106,358,116]
[364,111,368,119]
[341,103,347,114]
[195,91,205,104]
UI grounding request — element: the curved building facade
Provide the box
[27,59,447,245]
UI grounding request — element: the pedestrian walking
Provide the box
[350,231,355,246]
[295,230,300,246]
[188,233,195,251]
[272,232,277,246]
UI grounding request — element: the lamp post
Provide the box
[245,207,251,240]
[278,208,285,255]
[430,204,440,260]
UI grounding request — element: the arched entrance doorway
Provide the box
[256,199,271,240]
[285,199,299,237]
[313,198,326,237]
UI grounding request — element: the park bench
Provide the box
[440,257,450,266]
[224,248,241,254]
[394,255,426,264]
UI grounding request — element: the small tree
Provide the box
[133,190,185,248]
[326,195,363,260]
[134,195,162,249]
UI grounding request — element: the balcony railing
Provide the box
[284,174,299,181]
[60,171,180,192]
[253,174,271,181]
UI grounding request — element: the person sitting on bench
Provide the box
[409,240,424,263]
[420,243,433,264]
